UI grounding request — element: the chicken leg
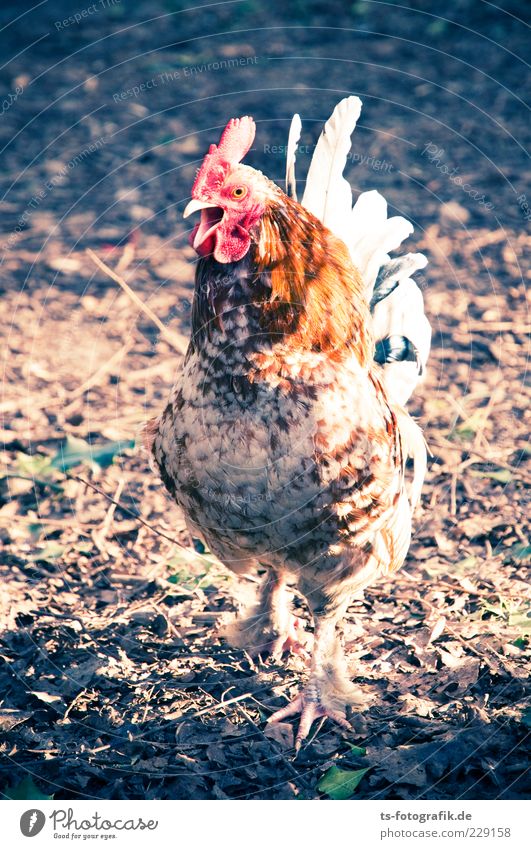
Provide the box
[268,583,360,751]
[221,571,309,661]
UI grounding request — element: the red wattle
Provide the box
[213,221,251,263]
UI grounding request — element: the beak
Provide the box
[183,198,218,219]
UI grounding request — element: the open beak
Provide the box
[183,198,224,254]
[183,198,218,218]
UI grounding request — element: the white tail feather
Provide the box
[301,96,362,244]
[372,276,431,371]
[371,252,430,407]
[285,113,302,200]
[349,191,414,298]
[395,407,428,510]
[289,96,430,408]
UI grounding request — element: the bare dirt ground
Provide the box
[0,0,529,800]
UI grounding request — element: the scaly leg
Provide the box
[220,571,309,661]
[268,597,357,751]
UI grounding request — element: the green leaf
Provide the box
[508,606,531,635]
[349,744,367,756]
[27,523,45,541]
[427,18,448,35]
[483,598,531,634]
[73,541,94,555]
[4,777,54,800]
[28,543,65,563]
[157,134,175,146]
[351,1,368,17]
[504,543,531,564]
[469,468,513,484]
[51,435,134,472]
[452,426,475,440]
[16,452,55,479]
[166,547,226,592]
[107,2,124,17]
[450,411,485,441]
[318,765,369,799]
[167,570,194,586]
[454,555,479,573]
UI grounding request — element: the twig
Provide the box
[115,237,137,273]
[412,596,506,663]
[127,360,176,381]
[92,477,125,558]
[70,472,182,547]
[450,472,457,516]
[149,599,186,643]
[62,338,135,408]
[63,688,88,721]
[86,248,186,354]
[69,473,220,576]
[371,587,512,664]
[430,436,524,475]
[169,690,254,722]
[399,571,527,602]
[141,685,155,725]
[0,514,96,529]
[101,478,124,538]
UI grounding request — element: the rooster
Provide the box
[147,97,430,749]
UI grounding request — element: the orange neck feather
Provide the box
[252,197,372,365]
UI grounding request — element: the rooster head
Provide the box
[183,116,276,263]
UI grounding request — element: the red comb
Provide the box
[217,116,256,162]
[192,116,255,197]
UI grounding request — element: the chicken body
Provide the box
[151,249,411,744]
[149,108,428,746]
[154,261,410,576]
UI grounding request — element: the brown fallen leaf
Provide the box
[0,709,32,731]
[29,691,63,704]
[263,721,294,749]
[427,616,446,645]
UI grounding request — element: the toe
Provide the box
[267,691,352,753]
[267,695,304,724]
[324,708,352,731]
[295,703,321,750]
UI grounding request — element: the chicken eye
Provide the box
[231,185,248,200]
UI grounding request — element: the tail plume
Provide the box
[286,96,431,408]
[285,113,302,200]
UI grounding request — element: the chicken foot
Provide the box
[220,571,309,661]
[268,612,357,751]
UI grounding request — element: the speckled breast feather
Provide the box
[149,255,411,592]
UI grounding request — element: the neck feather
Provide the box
[252,197,372,364]
[190,195,372,366]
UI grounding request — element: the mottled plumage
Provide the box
[148,101,429,747]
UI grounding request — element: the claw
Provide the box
[223,607,311,662]
[267,690,351,752]
[243,615,310,663]
[268,616,311,662]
